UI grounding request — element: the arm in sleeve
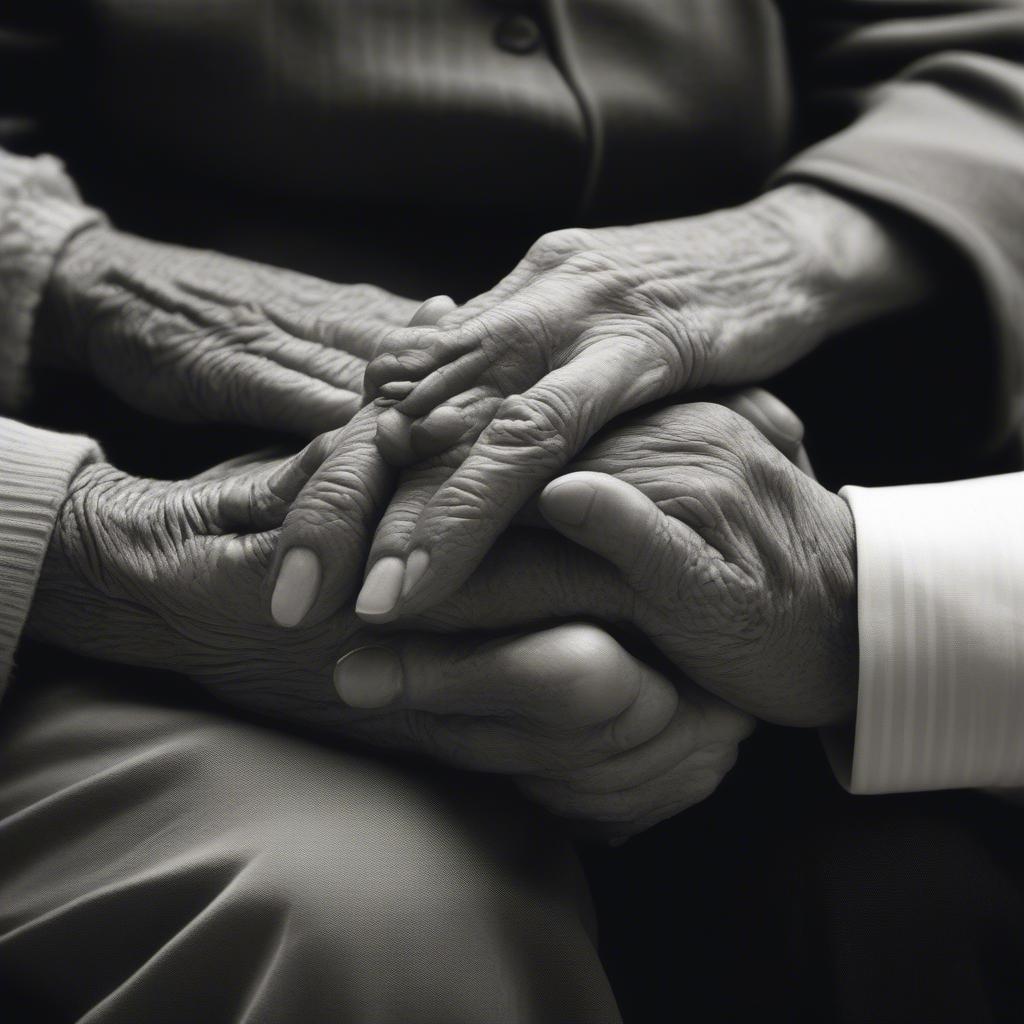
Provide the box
[825,472,1024,794]
[0,149,106,412]
[774,0,1024,442]
[0,418,101,696]
[0,7,107,410]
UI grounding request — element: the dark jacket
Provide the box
[5,0,1024,481]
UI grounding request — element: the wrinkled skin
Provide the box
[33,224,422,435]
[280,391,854,726]
[355,183,927,618]
[29,405,752,839]
[541,402,859,727]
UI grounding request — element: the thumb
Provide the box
[539,471,707,591]
[332,625,678,759]
[407,294,457,327]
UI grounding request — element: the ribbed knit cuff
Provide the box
[0,152,107,412]
[0,418,102,694]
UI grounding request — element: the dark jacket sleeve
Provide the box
[775,1,1024,441]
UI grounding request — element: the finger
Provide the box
[224,354,362,435]
[363,343,452,399]
[376,386,503,467]
[355,462,452,622]
[538,471,708,594]
[245,333,368,393]
[331,624,679,772]
[524,683,751,796]
[362,302,472,401]
[268,407,394,627]
[262,285,422,358]
[361,248,554,404]
[213,449,322,533]
[356,460,627,627]
[407,387,503,460]
[394,342,496,418]
[716,387,813,473]
[407,294,457,327]
[414,529,629,632]
[374,343,671,615]
[516,729,745,838]
[515,685,752,834]
[370,297,469,466]
[373,407,417,466]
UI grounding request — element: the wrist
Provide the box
[819,489,860,726]
[752,183,934,335]
[27,460,119,650]
[32,224,125,374]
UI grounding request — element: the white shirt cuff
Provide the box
[835,472,1024,794]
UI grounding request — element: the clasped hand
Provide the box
[32,394,756,839]
[34,234,861,838]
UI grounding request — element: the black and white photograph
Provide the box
[1,2,1023,1021]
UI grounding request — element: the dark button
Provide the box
[494,14,542,55]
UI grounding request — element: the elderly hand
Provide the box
[334,625,753,842]
[358,183,927,615]
[27,411,751,838]
[32,223,424,435]
[535,401,858,727]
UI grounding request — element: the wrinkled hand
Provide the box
[334,626,753,841]
[33,223,424,434]
[359,184,926,615]
[536,401,858,727]
[28,410,751,837]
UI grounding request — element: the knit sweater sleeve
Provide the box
[0,418,101,695]
[0,148,106,412]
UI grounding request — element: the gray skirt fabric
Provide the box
[0,660,618,1023]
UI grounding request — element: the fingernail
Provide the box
[334,647,403,708]
[401,548,431,598]
[375,409,416,467]
[541,479,597,527]
[378,380,416,401]
[355,556,405,619]
[271,547,322,627]
[753,391,804,444]
[410,406,467,456]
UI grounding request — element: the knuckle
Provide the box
[606,676,678,753]
[527,229,581,266]
[421,475,490,530]
[363,352,403,390]
[552,622,623,668]
[284,473,374,543]
[370,517,418,560]
[526,228,620,283]
[716,562,769,640]
[484,392,573,459]
[701,401,767,454]
[533,624,635,726]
